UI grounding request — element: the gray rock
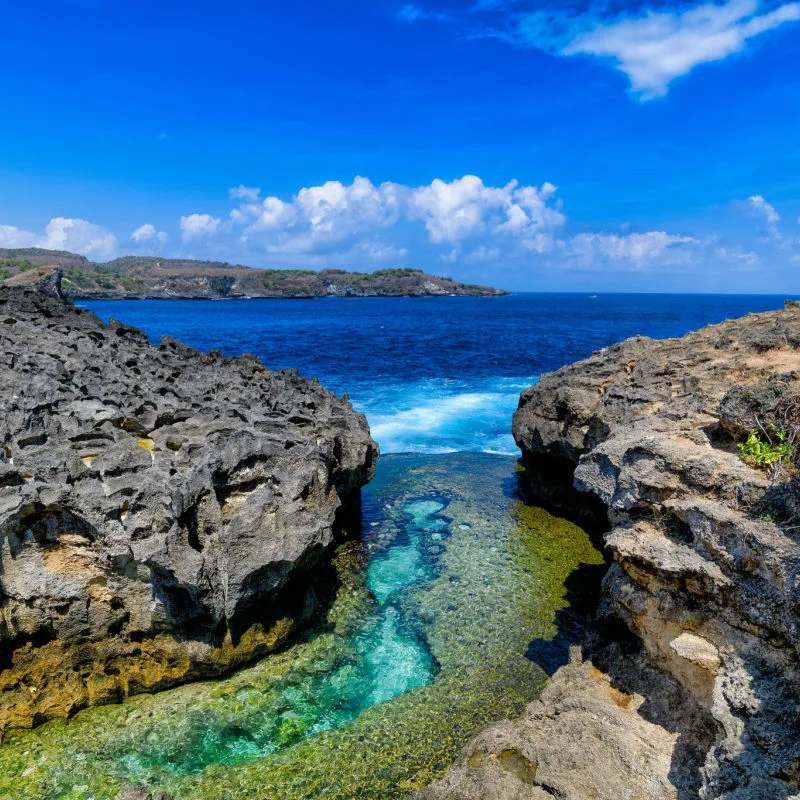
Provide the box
[0,286,378,734]
[417,648,714,800]
[425,303,800,799]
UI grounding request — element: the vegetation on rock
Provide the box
[0,248,508,299]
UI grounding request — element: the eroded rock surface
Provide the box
[0,286,377,734]
[417,647,713,800]
[426,303,800,799]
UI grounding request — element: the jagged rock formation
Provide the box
[423,304,800,799]
[0,248,508,299]
[0,286,378,735]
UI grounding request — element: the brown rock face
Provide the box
[424,303,800,799]
[0,286,378,735]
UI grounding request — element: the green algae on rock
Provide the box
[0,453,603,800]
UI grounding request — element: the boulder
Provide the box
[0,286,378,735]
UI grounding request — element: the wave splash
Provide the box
[354,376,537,455]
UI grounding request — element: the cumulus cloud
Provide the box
[0,218,117,259]
[0,225,39,248]
[131,223,169,245]
[180,213,221,241]
[408,176,564,249]
[223,174,565,263]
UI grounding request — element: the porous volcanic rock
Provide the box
[0,286,377,735]
[424,303,800,799]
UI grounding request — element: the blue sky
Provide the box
[1,0,799,291]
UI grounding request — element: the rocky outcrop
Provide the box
[424,304,800,799]
[417,646,714,800]
[0,286,378,735]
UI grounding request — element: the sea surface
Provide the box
[82,292,792,455]
[0,293,790,800]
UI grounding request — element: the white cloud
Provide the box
[748,194,782,239]
[397,4,453,22]
[0,224,39,248]
[229,185,261,201]
[0,218,117,259]
[408,175,564,245]
[131,223,169,245]
[460,0,800,99]
[232,176,405,255]
[222,175,566,262]
[180,213,221,242]
[714,245,761,270]
[562,0,800,98]
[566,231,698,268]
[39,218,118,259]
[0,217,117,260]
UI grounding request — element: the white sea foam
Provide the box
[355,376,537,455]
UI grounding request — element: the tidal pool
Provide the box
[0,453,604,800]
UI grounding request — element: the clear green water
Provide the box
[0,453,604,800]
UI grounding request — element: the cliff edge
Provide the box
[420,303,800,799]
[0,286,378,735]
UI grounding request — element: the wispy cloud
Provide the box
[405,0,800,99]
[561,0,800,99]
[747,193,782,240]
[397,4,453,23]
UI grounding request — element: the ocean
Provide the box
[81,292,792,455]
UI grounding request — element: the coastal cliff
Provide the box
[0,248,508,299]
[0,286,378,736]
[420,303,800,799]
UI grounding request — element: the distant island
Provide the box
[0,248,508,300]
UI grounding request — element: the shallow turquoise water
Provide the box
[0,454,605,799]
[115,496,444,778]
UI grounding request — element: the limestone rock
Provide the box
[416,649,710,800]
[431,303,800,799]
[0,286,378,735]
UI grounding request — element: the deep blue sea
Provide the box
[83,293,792,454]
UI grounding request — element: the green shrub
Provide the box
[739,430,791,467]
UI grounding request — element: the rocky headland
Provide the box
[0,248,508,299]
[420,303,800,799]
[0,285,378,736]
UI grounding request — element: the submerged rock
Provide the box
[117,787,173,800]
[0,286,378,735]
[426,302,800,798]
